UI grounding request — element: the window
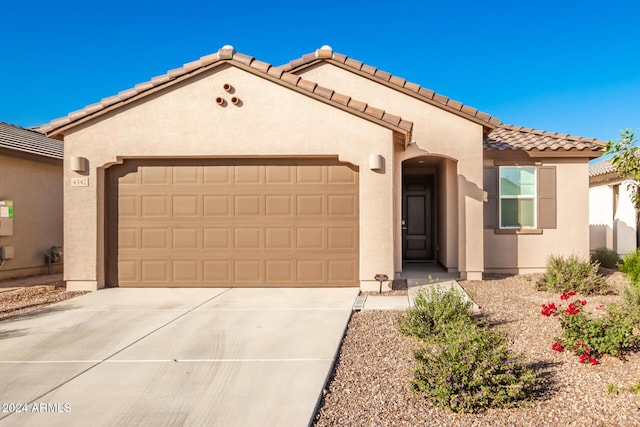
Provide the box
[499,166,536,228]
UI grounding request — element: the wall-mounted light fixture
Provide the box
[71,156,89,174]
[369,154,383,171]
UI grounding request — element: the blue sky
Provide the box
[2,0,638,145]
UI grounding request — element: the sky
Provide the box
[1,0,639,149]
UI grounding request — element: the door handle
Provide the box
[402,220,408,230]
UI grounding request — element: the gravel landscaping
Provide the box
[0,282,88,321]
[314,273,640,427]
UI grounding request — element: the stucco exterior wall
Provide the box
[589,181,637,256]
[589,185,614,251]
[484,156,591,273]
[298,63,484,279]
[0,149,63,279]
[62,65,398,290]
[614,183,637,256]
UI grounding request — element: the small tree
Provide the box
[605,129,640,210]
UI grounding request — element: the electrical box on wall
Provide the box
[0,200,14,236]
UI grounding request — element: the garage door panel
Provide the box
[119,196,138,216]
[328,227,356,249]
[265,165,293,184]
[141,167,169,185]
[172,166,199,184]
[234,195,261,216]
[203,228,231,249]
[110,160,358,287]
[141,228,169,249]
[265,195,293,216]
[204,196,230,216]
[328,195,356,216]
[234,165,261,184]
[265,260,293,282]
[172,195,199,216]
[328,260,357,281]
[234,228,261,249]
[296,260,325,282]
[296,195,324,216]
[234,260,262,282]
[172,260,200,281]
[328,165,357,184]
[203,260,231,281]
[141,196,169,217]
[172,228,200,249]
[141,260,169,282]
[297,165,324,184]
[296,228,324,249]
[265,228,293,249]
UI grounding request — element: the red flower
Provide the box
[552,342,565,352]
[541,302,557,316]
[590,357,599,365]
[564,303,580,315]
[581,300,587,306]
[560,291,577,300]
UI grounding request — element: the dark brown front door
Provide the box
[402,175,434,261]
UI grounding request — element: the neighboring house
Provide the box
[37,46,604,291]
[589,159,638,256]
[0,121,63,280]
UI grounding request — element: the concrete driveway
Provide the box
[0,287,358,427]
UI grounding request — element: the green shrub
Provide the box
[557,302,636,358]
[591,248,620,269]
[411,321,538,413]
[536,254,611,295]
[618,249,640,326]
[618,248,640,286]
[397,287,473,340]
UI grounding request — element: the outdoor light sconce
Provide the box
[71,156,89,174]
[369,154,383,171]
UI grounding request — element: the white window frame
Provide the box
[498,166,537,229]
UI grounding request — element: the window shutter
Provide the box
[484,167,498,228]
[537,166,556,229]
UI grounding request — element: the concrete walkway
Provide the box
[0,287,358,427]
[359,279,479,311]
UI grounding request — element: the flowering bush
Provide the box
[411,321,538,413]
[397,286,473,340]
[402,288,539,413]
[542,292,637,363]
[536,254,611,295]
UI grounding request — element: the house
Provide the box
[0,121,63,280]
[37,46,604,291]
[589,159,638,256]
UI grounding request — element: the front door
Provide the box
[402,174,434,261]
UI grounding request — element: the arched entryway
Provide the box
[401,156,458,274]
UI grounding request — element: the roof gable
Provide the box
[38,46,413,146]
[281,46,500,129]
[0,121,62,159]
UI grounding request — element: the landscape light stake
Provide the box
[374,274,389,294]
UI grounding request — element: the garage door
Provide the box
[106,159,359,287]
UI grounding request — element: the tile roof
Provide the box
[0,121,63,159]
[281,46,501,129]
[589,159,617,178]
[485,124,606,152]
[38,46,413,144]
